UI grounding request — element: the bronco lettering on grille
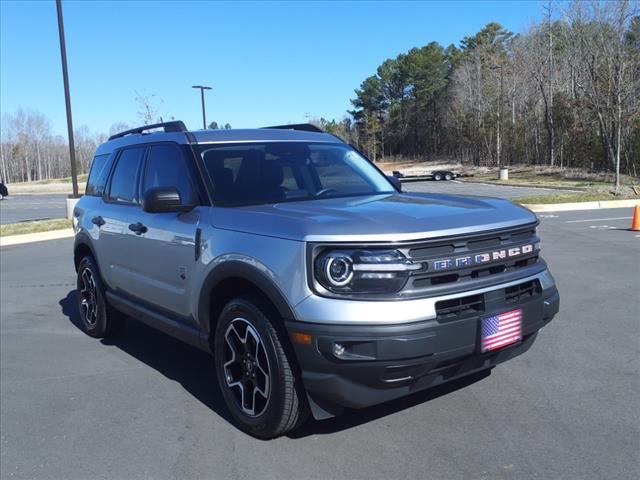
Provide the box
[432,243,538,272]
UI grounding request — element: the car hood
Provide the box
[210,192,538,242]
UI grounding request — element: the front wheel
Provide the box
[433,173,443,181]
[214,296,309,438]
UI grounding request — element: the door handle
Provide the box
[128,222,148,235]
[91,216,105,227]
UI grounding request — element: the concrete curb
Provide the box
[0,228,74,247]
[523,199,640,212]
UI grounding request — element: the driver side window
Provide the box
[143,144,197,205]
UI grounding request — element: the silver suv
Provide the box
[73,121,559,438]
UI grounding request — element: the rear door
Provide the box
[124,143,203,320]
[96,146,147,290]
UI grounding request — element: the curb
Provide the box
[0,228,74,247]
[523,199,640,212]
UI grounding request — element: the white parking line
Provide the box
[566,216,631,223]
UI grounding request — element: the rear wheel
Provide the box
[214,296,309,438]
[433,173,443,181]
[444,172,453,181]
[76,256,124,338]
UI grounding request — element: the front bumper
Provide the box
[286,282,559,419]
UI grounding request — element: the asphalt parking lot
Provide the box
[402,179,571,198]
[1,208,638,480]
[0,194,68,224]
[0,181,566,225]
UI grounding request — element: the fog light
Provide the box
[333,343,346,357]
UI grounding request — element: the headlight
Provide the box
[314,249,422,295]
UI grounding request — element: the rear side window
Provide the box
[143,144,197,205]
[85,154,114,196]
[107,147,146,203]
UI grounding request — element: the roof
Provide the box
[96,124,342,156]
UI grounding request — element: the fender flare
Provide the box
[73,232,98,271]
[197,260,297,333]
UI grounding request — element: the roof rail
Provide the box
[108,121,188,141]
[263,123,324,133]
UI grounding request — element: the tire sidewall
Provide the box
[76,256,109,337]
[434,173,442,181]
[214,297,289,437]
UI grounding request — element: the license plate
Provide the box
[480,309,523,353]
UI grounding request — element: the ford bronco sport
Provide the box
[73,121,559,438]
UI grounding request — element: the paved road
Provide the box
[0,194,68,224]
[0,181,566,225]
[403,179,572,199]
[1,209,638,479]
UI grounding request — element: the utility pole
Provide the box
[490,64,504,168]
[192,85,212,129]
[547,0,555,167]
[56,0,79,197]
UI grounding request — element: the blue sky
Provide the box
[1,0,544,136]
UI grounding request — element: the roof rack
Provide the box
[108,121,188,141]
[262,123,324,133]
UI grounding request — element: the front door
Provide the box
[124,143,202,321]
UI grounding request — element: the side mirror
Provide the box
[142,187,194,213]
[387,175,402,192]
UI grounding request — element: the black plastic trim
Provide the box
[106,290,210,353]
[197,261,297,334]
[263,123,324,133]
[108,121,187,140]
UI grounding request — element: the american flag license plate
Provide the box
[480,309,523,353]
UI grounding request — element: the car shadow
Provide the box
[60,290,492,439]
[59,290,233,426]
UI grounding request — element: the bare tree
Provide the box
[134,90,164,125]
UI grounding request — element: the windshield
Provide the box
[198,142,394,207]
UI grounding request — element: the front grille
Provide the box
[399,223,540,296]
[505,280,541,303]
[435,294,485,322]
[435,279,542,322]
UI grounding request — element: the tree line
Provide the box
[0,109,109,183]
[321,0,639,188]
[0,91,232,184]
[1,1,637,187]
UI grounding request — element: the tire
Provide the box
[444,172,453,181]
[214,295,309,439]
[433,173,443,181]
[76,256,125,338]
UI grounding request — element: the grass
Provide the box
[16,174,89,185]
[0,218,72,237]
[466,167,638,190]
[513,192,638,205]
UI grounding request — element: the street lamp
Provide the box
[192,85,212,129]
[56,0,79,198]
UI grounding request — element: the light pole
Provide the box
[490,65,504,168]
[192,85,212,129]
[56,0,79,197]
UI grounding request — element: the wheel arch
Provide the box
[73,233,98,272]
[198,261,297,343]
